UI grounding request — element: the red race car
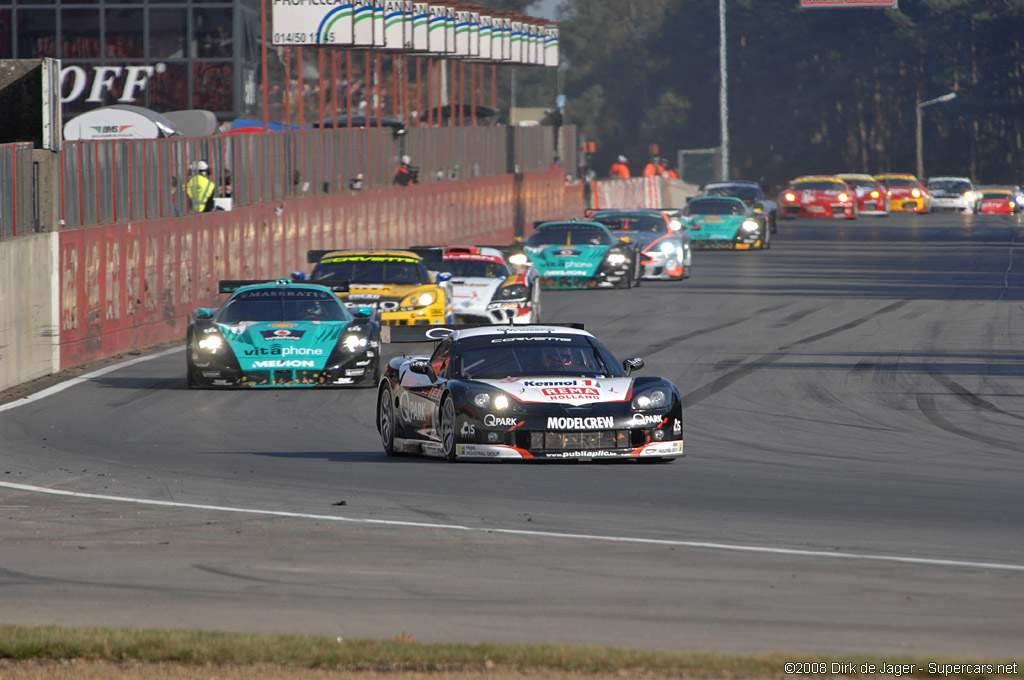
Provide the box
[837,173,890,216]
[976,187,1019,215]
[875,173,931,213]
[778,175,857,219]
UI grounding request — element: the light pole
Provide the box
[719,0,728,180]
[916,92,956,179]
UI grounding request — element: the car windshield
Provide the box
[879,177,917,187]
[591,213,668,234]
[218,289,349,323]
[687,198,745,216]
[704,183,762,200]
[929,180,972,192]
[792,180,846,191]
[312,257,432,285]
[981,190,1011,199]
[527,224,612,247]
[435,258,510,278]
[840,178,877,189]
[454,334,625,379]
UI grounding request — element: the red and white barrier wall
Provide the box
[0,170,582,392]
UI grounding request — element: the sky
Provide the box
[529,0,561,21]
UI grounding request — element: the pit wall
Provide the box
[0,170,582,393]
[0,231,60,390]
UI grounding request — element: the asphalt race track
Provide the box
[2,211,1024,657]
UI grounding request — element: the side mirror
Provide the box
[410,360,435,379]
[193,308,215,321]
[291,271,308,281]
[353,306,374,318]
[436,272,453,284]
[619,236,631,244]
[622,357,645,375]
[513,236,523,243]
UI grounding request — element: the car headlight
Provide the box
[784,192,796,202]
[963,191,976,203]
[469,389,512,410]
[870,190,880,199]
[607,252,628,265]
[838,193,849,202]
[342,334,368,352]
[198,335,224,352]
[401,291,436,308]
[911,188,921,198]
[741,219,759,233]
[659,240,677,255]
[508,253,529,266]
[492,284,529,302]
[631,387,669,410]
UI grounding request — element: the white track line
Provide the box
[0,347,182,413]
[3,348,1022,574]
[2,480,1022,574]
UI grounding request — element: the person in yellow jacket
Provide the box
[186,160,216,213]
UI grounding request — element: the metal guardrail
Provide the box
[47,124,575,231]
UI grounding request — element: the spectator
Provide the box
[393,155,419,186]
[349,173,364,191]
[609,155,630,179]
[186,160,216,213]
[642,156,662,177]
[659,158,678,179]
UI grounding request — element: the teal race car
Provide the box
[186,278,381,388]
[507,221,641,289]
[684,196,770,250]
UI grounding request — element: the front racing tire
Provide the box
[378,383,397,456]
[440,395,458,463]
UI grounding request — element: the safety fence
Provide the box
[55,124,576,230]
[0,142,37,239]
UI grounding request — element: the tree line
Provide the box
[499,0,1024,188]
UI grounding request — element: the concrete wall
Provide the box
[0,231,60,391]
[0,170,583,393]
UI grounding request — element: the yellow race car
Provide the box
[302,250,453,326]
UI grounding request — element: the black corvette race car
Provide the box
[375,324,684,462]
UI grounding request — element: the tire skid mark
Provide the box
[681,300,911,408]
[926,368,1024,422]
[771,306,824,329]
[915,393,1024,454]
[638,302,792,358]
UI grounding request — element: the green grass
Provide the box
[0,625,1020,677]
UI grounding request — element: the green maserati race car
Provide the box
[507,221,641,289]
[186,278,381,388]
[684,196,770,250]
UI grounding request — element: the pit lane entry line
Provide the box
[2,480,1022,574]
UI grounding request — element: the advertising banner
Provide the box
[455,8,471,57]
[510,19,523,64]
[444,3,457,55]
[544,25,559,68]
[272,0,354,45]
[412,2,430,51]
[428,3,447,54]
[477,14,493,61]
[352,0,375,46]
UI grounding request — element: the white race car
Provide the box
[432,246,542,325]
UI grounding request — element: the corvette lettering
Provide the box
[546,416,614,429]
[491,337,571,343]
